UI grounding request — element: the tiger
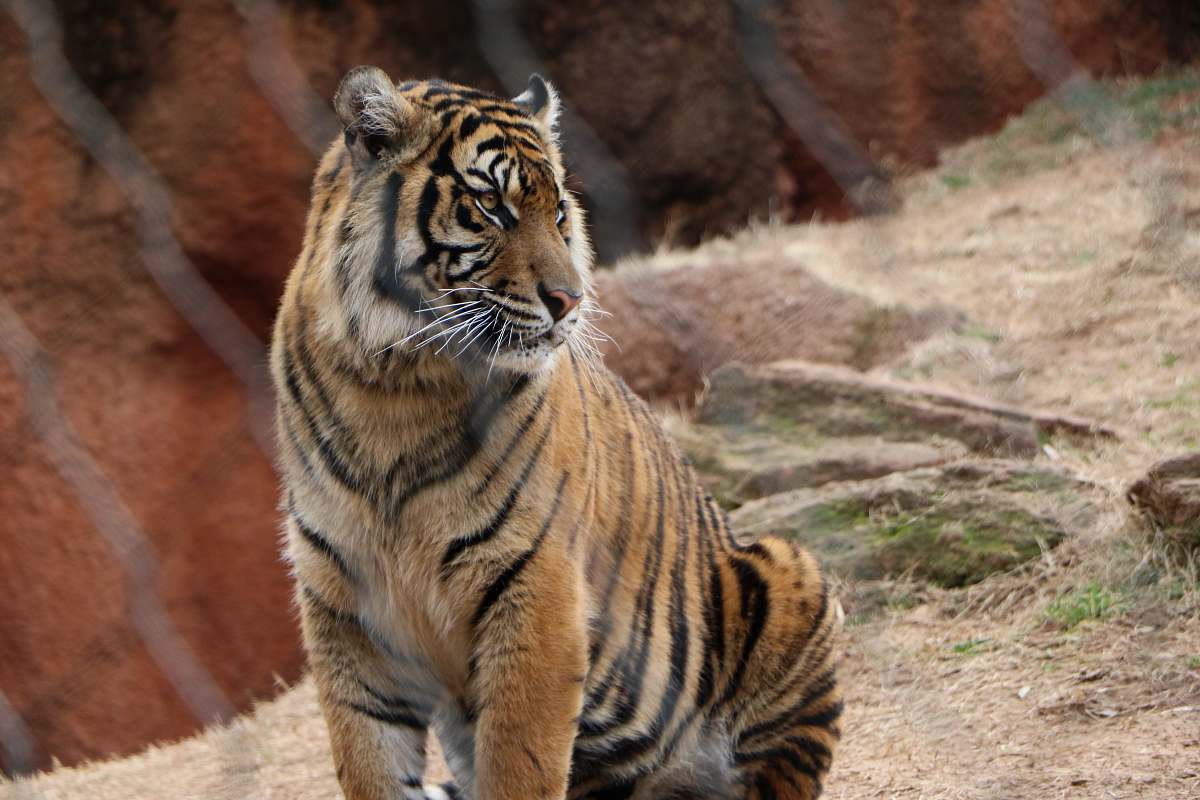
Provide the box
[270,65,843,800]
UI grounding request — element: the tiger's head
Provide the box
[314,66,595,377]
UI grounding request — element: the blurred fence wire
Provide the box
[3,0,276,458]
[0,0,1181,793]
[732,0,889,213]
[471,0,645,258]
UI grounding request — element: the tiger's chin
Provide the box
[486,336,562,376]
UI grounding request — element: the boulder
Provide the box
[594,259,958,404]
[731,460,1093,588]
[1128,453,1200,550]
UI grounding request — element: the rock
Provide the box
[595,259,958,403]
[698,362,1041,455]
[676,360,1108,506]
[675,424,970,507]
[1128,453,1200,550]
[731,460,1092,588]
[700,361,1114,446]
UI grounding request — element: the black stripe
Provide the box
[734,745,821,780]
[292,313,360,458]
[475,134,507,154]
[716,557,770,709]
[347,700,423,729]
[578,446,669,739]
[291,511,353,580]
[455,202,485,233]
[575,778,639,800]
[441,418,553,574]
[753,772,777,800]
[483,297,541,322]
[745,584,833,722]
[457,112,482,140]
[471,472,568,628]
[429,135,457,176]
[584,429,636,668]
[349,680,433,733]
[301,585,362,631]
[474,389,547,494]
[281,347,364,493]
[737,668,839,746]
[372,172,422,309]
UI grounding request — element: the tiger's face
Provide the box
[327,67,593,375]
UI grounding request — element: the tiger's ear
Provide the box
[513,73,561,133]
[333,66,432,166]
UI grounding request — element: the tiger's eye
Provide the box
[479,191,500,211]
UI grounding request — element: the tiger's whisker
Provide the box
[433,312,487,355]
[411,315,481,352]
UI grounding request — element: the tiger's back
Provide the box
[272,66,841,800]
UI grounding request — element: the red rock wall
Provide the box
[0,0,1194,774]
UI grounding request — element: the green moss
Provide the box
[940,173,972,190]
[869,506,1061,588]
[797,498,872,534]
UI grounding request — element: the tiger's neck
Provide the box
[276,295,556,521]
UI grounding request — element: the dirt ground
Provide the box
[9,71,1200,800]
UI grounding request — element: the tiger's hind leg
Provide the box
[726,537,844,799]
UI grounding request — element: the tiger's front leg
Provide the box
[299,584,444,800]
[469,548,588,800]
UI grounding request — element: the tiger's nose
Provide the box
[537,283,582,322]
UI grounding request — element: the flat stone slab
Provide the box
[678,361,1112,506]
[731,460,1097,588]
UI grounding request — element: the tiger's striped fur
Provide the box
[271,66,842,800]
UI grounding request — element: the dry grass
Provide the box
[9,68,1200,800]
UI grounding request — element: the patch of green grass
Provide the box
[1119,71,1200,139]
[1146,381,1200,410]
[940,173,972,191]
[960,322,1002,344]
[1001,471,1072,494]
[885,594,921,612]
[1160,352,1181,368]
[1187,656,1200,671]
[950,637,990,655]
[1124,73,1200,105]
[1047,583,1119,629]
